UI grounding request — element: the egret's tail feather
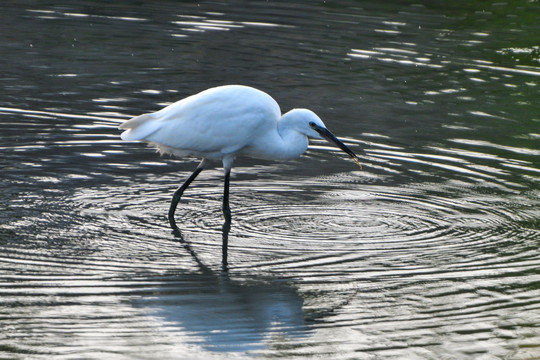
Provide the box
[119,113,159,141]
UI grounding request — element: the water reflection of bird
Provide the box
[119,85,362,236]
[140,273,308,352]
[139,229,309,350]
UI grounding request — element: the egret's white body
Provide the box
[121,85,327,164]
[119,85,361,236]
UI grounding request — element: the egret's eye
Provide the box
[309,121,316,128]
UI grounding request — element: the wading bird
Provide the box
[119,85,362,236]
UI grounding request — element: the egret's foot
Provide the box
[171,224,182,238]
[222,207,232,223]
[221,218,231,272]
[169,213,182,238]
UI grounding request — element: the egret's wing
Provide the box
[120,85,281,155]
[119,113,159,141]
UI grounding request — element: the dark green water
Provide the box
[1,1,539,359]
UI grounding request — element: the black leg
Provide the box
[222,169,232,222]
[168,159,205,236]
[221,217,230,272]
[221,168,231,271]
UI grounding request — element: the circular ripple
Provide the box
[233,185,453,247]
[214,178,540,275]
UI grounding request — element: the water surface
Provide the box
[1,1,539,359]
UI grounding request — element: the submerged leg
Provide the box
[168,158,206,236]
[221,169,232,270]
[221,156,234,269]
[221,217,230,272]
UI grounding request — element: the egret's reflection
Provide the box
[139,221,309,352]
[172,217,231,273]
[221,217,231,271]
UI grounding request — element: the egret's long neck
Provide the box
[244,111,309,160]
[274,113,309,160]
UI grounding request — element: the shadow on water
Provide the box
[136,227,311,353]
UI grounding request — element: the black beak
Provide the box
[312,124,362,169]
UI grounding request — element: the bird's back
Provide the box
[120,85,281,159]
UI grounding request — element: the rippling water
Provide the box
[1,1,539,359]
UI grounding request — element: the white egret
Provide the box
[119,85,362,235]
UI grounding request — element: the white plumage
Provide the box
[120,85,323,161]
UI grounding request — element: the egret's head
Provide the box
[283,108,363,169]
[283,108,326,139]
